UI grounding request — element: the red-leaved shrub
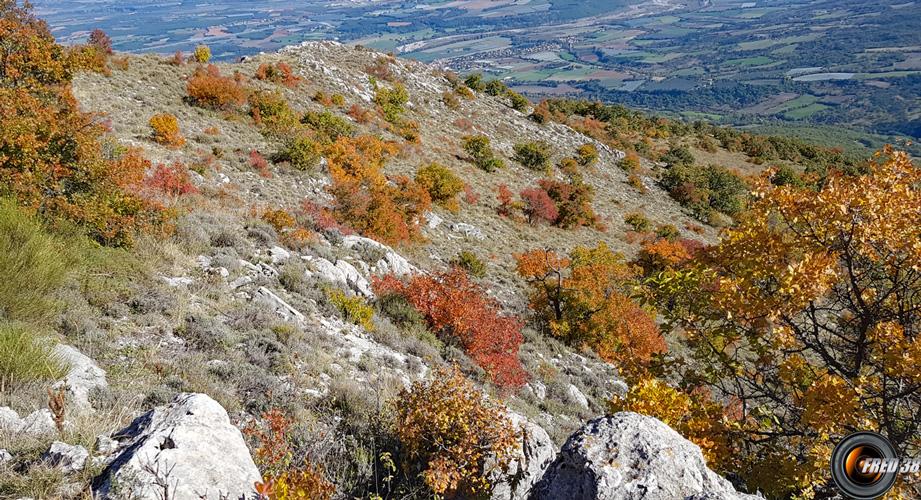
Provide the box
[520,187,557,225]
[145,162,197,196]
[373,270,527,389]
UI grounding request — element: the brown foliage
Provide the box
[186,65,246,110]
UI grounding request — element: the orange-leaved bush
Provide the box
[148,112,185,147]
[395,366,518,497]
[373,270,527,389]
[246,409,336,500]
[255,62,300,88]
[0,1,165,246]
[325,135,430,244]
[516,243,664,378]
[186,64,246,110]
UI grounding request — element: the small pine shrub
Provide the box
[513,141,553,172]
[327,287,374,331]
[415,163,464,212]
[624,211,652,232]
[276,136,321,171]
[186,65,246,110]
[455,85,475,100]
[331,93,345,106]
[462,135,504,172]
[655,224,681,241]
[148,112,185,147]
[193,44,211,63]
[484,79,507,96]
[373,83,409,124]
[507,91,530,112]
[452,251,487,278]
[0,322,67,393]
[301,110,355,142]
[464,73,485,92]
[442,91,460,110]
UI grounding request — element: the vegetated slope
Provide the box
[71,41,715,302]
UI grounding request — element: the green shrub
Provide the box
[249,91,298,132]
[452,251,486,278]
[301,110,355,142]
[660,164,748,218]
[660,145,695,168]
[624,211,652,232]
[375,293,426,330]
[275,136,321,171]
[0,322,67,392]
[513,141,553,172]
[0,200,69,324]
[462,135,504,172]
[655,224,681,241]
[327,288,374,331]
[507,91,530,112]
[373,83,409,124]
[464,73,485,92]
[484,79,508,96]
[415,163,465,212]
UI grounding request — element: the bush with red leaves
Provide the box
[373,270,527,389]
[145,162,197,196]
[519,187,557,225]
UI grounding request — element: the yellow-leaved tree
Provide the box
[645,148,921,497]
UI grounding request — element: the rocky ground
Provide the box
[0,41,753,499]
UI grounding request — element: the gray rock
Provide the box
[0,449,12,465]
[426,211,444,228]
[491,412,556,500]
[93,393,261,500]
[310,257,348,286]
[95,435,119,456]
[53,344,107,410]
[336,259,374,298]
[254,287,305,322]
[567,384,590,410]
[160,276,194,287]
[531,413,759,500]
[268,245,291,264]
[20,409,58,437]
[43,441,89,473]
[341,235,416,277]
[0,407,20,432]
[450,222,486,240]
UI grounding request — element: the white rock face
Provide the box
[53,344,108,410]
[567,384,590,410]
[43,441,89,473]
[0,407,58,437]
[450,222,486,240]
[93,393,261,500]
[254,286,305,322]
[0,448,12,465]
[531,412,759,500]
[490,412,556,500]
[335,259,374,298]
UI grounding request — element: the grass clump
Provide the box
[451,251,487,278]
[0,322,67,393]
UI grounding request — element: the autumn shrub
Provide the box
[88,29,113,54]
[451,250,487,278]
[455,85,475,100]
[441,91,460,110]
[513,141,552,172]
[186,65,246,110]
[576,143,599,167]
[255,62,300,87]
[301,110,355,142]
[516,243,665,377]
[624,211,651,232]
[193,44,211,63]
[250,150,272,178]
[463,184,479,205]
[374,270,527,388]
[0,199,69,324]
[634,237,694,276]
[495,184,519,218]
[66,43,109,74]
[148,112,185,147]
[655,223,680,241]
[618,151,641,172]
[261,209,297,233]
[0,3,165,246]
[520,187,558,225]
[415,163,464,212]
[366,56,394,81]
[537,178,601,229]
[373,83,409,124]
[248,410,336,500]
[395,366,518,496]
[170,50,184,66]
[276,136,321,171]
[0,322,67,393]
[326,136,430,244]
[462,135,504,172]
[327,287,374,331]
[145,162,198,196]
